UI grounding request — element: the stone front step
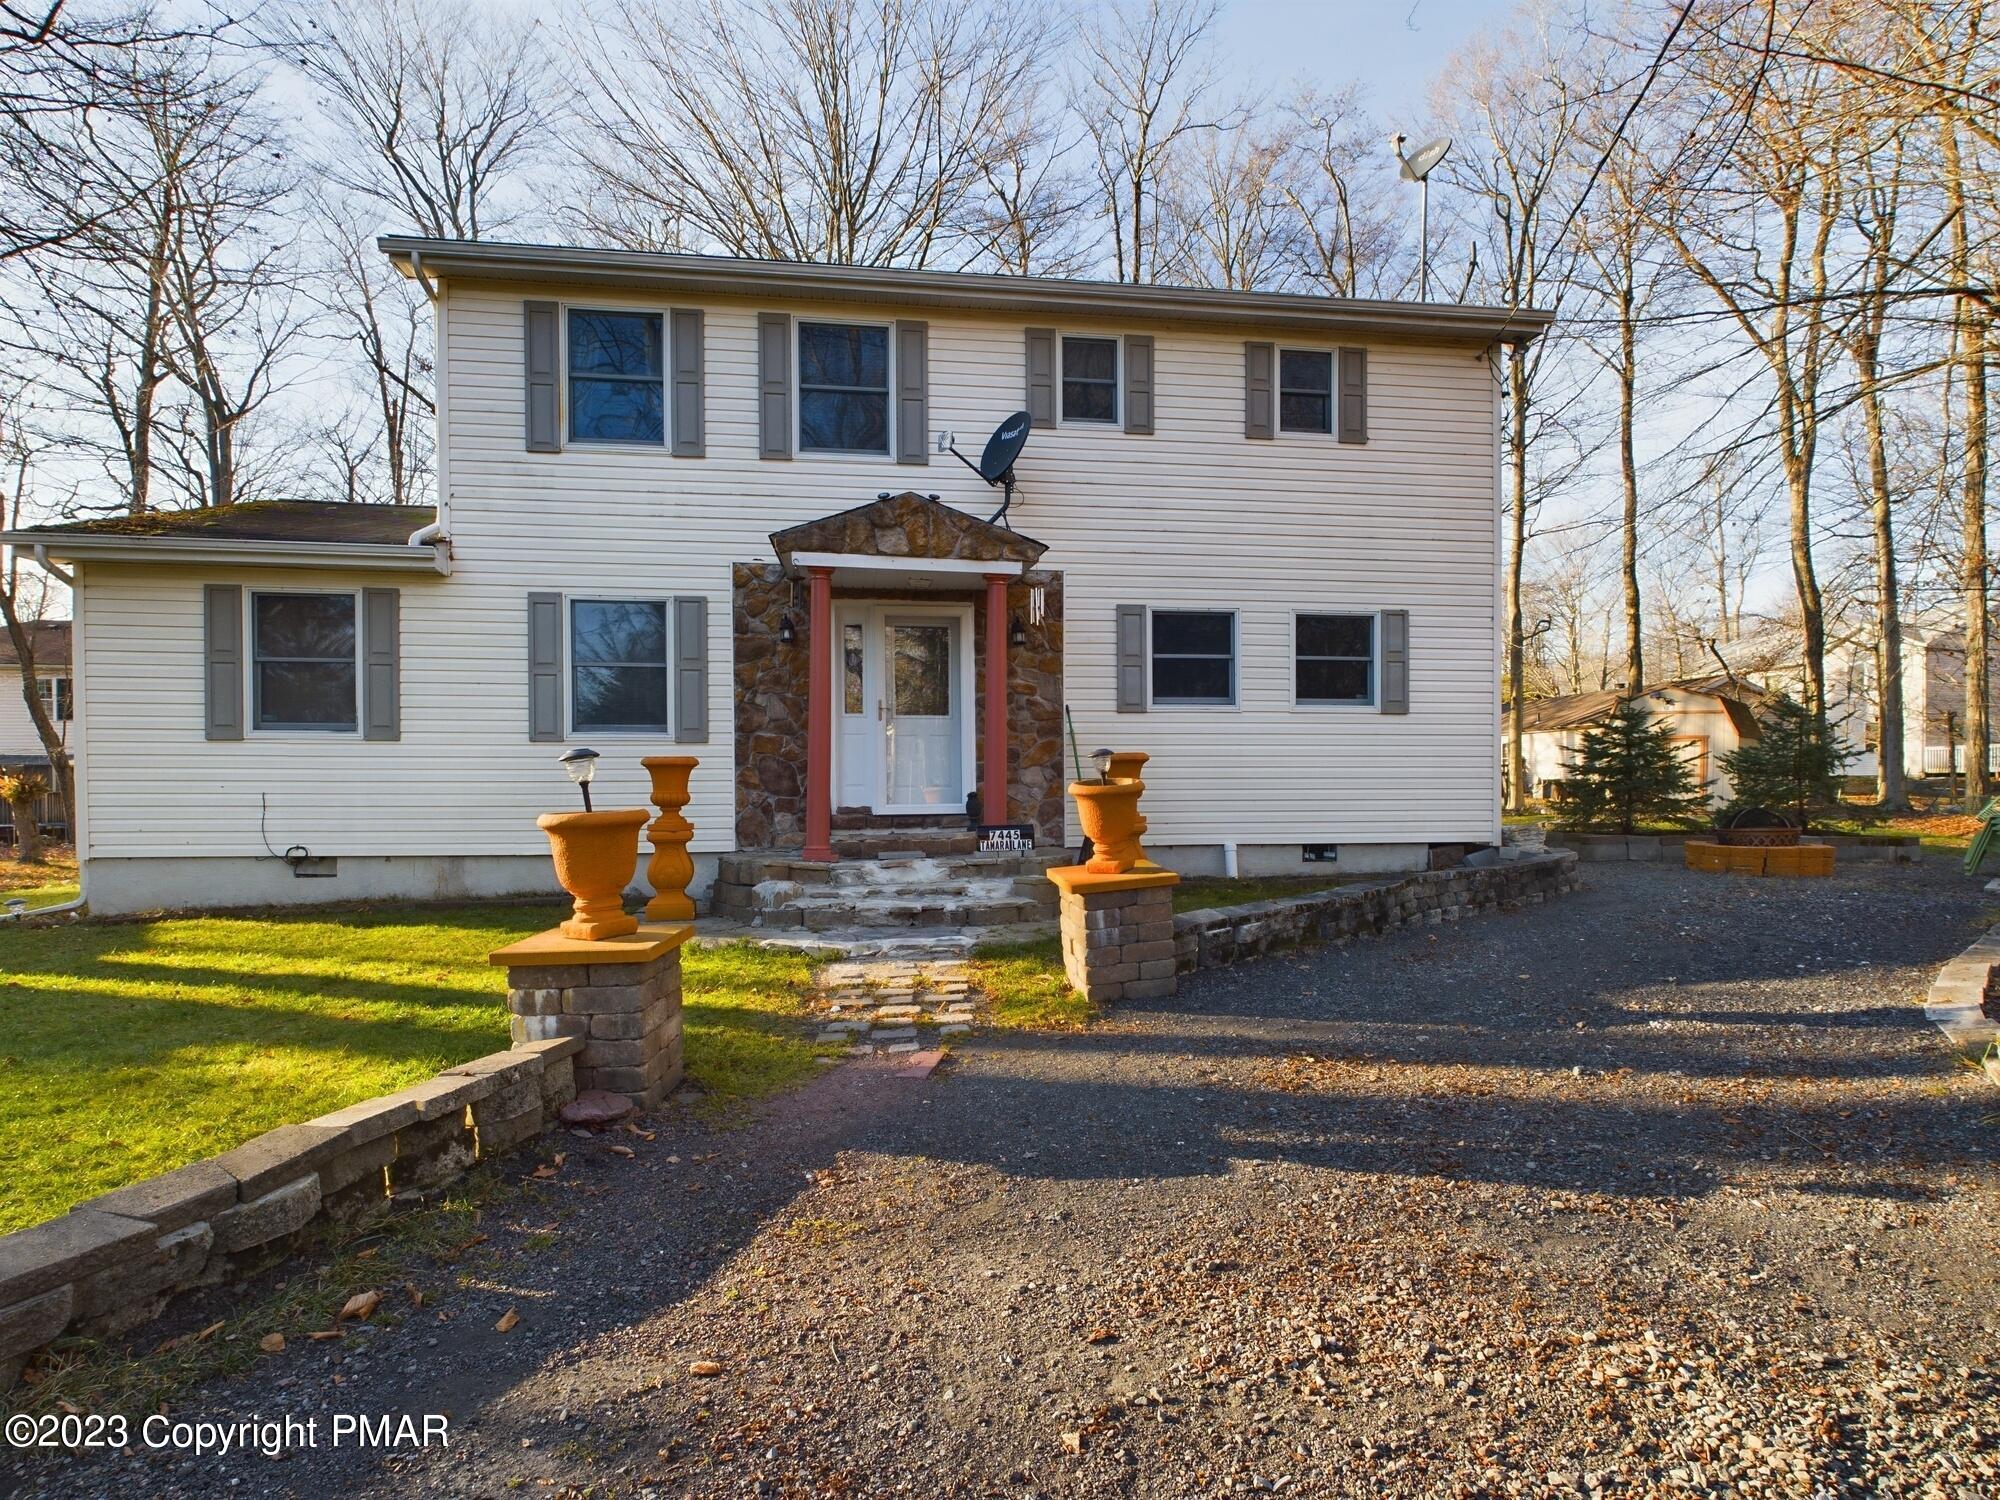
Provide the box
[711,849,1066,931]
[831,825,980,859]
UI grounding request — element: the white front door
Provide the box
[881,612,964,810]
[830,603,972,814]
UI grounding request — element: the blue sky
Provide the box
[1212,0,1502,121]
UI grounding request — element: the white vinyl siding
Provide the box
[75,284,1501,864]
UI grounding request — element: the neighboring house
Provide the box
[1899,616,2000,781]
[0,620,73,843]
[1724,614,1999,784]
[1714,627,1878,780]
[3,240,1549,915]
[1506,676,1768,807]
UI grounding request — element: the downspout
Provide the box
[1223,841,1239,878]
[32,545,73,588]
[415,254,452,552]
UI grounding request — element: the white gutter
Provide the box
[0,534,450,575]
[31,545,74,587]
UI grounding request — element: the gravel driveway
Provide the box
[9,859,1998,1499]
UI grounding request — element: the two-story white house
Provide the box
[3,241,1549,916]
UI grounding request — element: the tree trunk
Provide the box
[1505,348,1529,812]
[0,580,76,839]
[1863,395,1910,813]
[10,795,41,864]
[1618,298,1643,691]
[1962,306,1990,801]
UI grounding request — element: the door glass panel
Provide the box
[843,623,865,714]
[884,621,959,807]
[891,625,951,716]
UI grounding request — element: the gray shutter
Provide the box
[1115,604,1147,713]
[204,583,243,740]
[362,587,400,742]
[671,308,704,457]
[1338,346,1368,444]
[1244,341,1274,439]
[1123,334,1155,435]
[895,319,929,464]
[1381,608,1408,714]
[524,300,561,453]
[673,595,708,744]
[528,592,563,742]
[757,311,791,459]
[1024,327,1056,429]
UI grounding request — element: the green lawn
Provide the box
[1169,873,1348,913]
[0,904,822,1235]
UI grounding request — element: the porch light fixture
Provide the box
[778,613,797,645]
[1009,613,1026,648]
[558,746,600,812]
[1091,747,1114,783]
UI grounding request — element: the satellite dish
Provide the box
[1392,133,1453,301]
[1396,134,1452,182]
[977,410,1031,484]
[944,410,1033,525]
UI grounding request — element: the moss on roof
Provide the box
[18,501,434,546]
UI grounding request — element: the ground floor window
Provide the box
[1151,609,1235,705]
[252,592,357,731]
[571,598,670,732]
[1294,612,1374,704]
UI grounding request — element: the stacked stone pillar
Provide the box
[1048,866,1181,1004]
[491,924,691,1110]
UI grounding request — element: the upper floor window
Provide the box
[253,592,357,731]
[1061,336,1118,423]
[571,599,670,732]
[1151,609,1235,705]
[1280,350,1333,433]
[799,322,888,453]
[568,309,664,445]
[1296,613,1374,704]
[35,676,70,722]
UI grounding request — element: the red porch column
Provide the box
[802,566,836,862]
[982,573,1010,827]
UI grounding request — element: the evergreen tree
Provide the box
[1718,694,1854,831]
[1557,699,1709,834]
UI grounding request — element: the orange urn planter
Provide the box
[1103,752,1154,863]
[1104,751,1149,784]
[1071,779,1146,874]
[537,808,649,941]
[640,754,698,922]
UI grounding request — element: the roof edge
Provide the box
[3,532,451,575]
[381,237,1552,347]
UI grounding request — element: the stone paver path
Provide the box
[809,954,983,1053]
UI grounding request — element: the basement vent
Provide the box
[1301,845,1338,863]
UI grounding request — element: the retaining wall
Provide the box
[1173,849,1580,973]
[1545,831,1916,864]
[1923,928,2000,1092]
[0,1036,582,1390]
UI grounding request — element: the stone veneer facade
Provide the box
[733,493,1064,850]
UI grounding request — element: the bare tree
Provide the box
[1646,0,1852,724]
[264,0,547,241]
[1276,87,1401,298]
[1569,34,1677,696]
[957,76,1095,275]
[0,391,75,834]
[565,0,1046,267]
[1074,0,1232,284]
[1434,5,1587,811]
